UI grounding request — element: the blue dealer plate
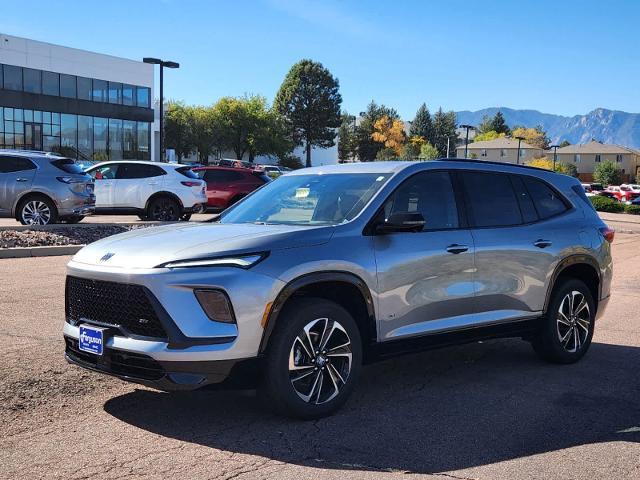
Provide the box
[79,325,105,356]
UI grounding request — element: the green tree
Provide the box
[432,108,458,158]
[164,102,193,161]
[355,101,400,161]
[490,111,511,135]
[190,105,219,164]
[277,153,304,169]
[477,115,493,134]
[418,142,439,160]
[274,59,342,167]
[337,113,357,162]
[375,147,398,161]
[594,160,623,185]
[557,161,578,177]
[559,140,571,148]
[409,103,434,145]
[400,142,420,160]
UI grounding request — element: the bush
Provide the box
[624,204,640,215]
[590,195,624,213]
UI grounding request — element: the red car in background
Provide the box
[605,185,640,204]
[193,166,271,212]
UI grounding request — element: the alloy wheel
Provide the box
[21,200,52,225]
[288,317,353,405]
[151,200,178,221]
[556,290,591,353]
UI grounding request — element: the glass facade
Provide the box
[0,107,151,161]
[0,64,151,107]
[0,63,153,161]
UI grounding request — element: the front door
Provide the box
[0,155,37,215]
[374,170,476,341]
[114,163,165,208]
[24,123,43,150]
[88,164,119,209]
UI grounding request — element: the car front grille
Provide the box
[66,276,168,339]
[65,337,165,381]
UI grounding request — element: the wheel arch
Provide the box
[12,190,58,219]
[259,271,377,361]
[544,255,601,315]
[144,191,184,215]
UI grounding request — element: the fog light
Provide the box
[194,289,235,323]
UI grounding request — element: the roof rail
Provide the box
[434,157,552,173]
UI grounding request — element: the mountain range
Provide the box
[455,107,640,148]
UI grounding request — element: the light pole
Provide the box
[550,144,560,171]
[514,136,525,165]
[143,57,180,162]
[460,124,475,158]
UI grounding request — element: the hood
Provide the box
[71,222,334,269]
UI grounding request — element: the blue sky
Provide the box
[2,0,639,118]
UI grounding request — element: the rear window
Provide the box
[522,177,568,219]
[461,172,522,227]
[252,171,272,183]
[201,169,245,182]
[51,158,85,174]
[175,166,199,179]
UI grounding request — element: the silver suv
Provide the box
[63,160,613,418]
[0,150,95,224]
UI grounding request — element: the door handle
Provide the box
[534,239,552,248]
[16,178,28,182]
[446,244,469,254]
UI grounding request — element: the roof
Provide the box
[553,140,636,155]
[0,149,66,159]
[90,160,189,168]
[456,137,541,150]
[287,161,415,175]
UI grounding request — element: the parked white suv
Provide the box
[86,161,207,221]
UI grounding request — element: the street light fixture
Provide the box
[514,136,525,165]
[549,144,560,171]
[143,57,180,162]
[460,124,475,159]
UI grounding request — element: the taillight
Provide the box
[599,226,615,243]
[181,181,202,187]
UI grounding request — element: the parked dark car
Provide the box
[193,166,271,211]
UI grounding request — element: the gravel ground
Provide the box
[0,225,152,248]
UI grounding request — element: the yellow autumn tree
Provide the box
[371,115,407,156]
[528,157,554,170]
[511,127,550,150]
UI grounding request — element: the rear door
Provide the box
[88,164,119,208]
[115,163,165,208]
[0,156,37,214]
[203,169,245,209]
[461,171,573,320]
[374,170,476,341]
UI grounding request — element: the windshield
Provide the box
[220,173,392,225]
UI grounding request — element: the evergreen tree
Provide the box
[432,108,458,158]
[489,111,511,135]
[355,101,400,161]
[337,113,357,162]
[409,103,434,145]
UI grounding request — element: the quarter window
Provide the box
[461,171,522,227]
[384,171,459,230]
[521,176,568,219]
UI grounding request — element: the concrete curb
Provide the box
[0,245,84,259]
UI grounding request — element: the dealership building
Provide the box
[0,33,155,162]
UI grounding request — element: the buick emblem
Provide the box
[100,252,115,262]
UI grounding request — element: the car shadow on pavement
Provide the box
[104,339,640,474]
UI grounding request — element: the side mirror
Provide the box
[376,212,425,234]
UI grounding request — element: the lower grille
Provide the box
[66,276,167,339]
[65,337,164,381]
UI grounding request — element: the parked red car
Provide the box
[604,185,640,204]
[193,166,271,211]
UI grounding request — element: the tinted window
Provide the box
[0,156,36,173]
[117,163,165,179]
[60,74,76,98]
[203,169,245,183]
[175,166,199,179]
[51,158,85,174]
[136,87,150,107]
[42,71,60,96]
[108,82,122,104]
[511,175,538,223]
[122,84,135,106]
[461,172,522,227]
[90,164,119,180]
[384,171,459,230]
[23,68,41,94]
[523,176,568,219]
[92,79,107,102]
[572,185,595,211]
[3,65,22,90]
[77,77,92,100]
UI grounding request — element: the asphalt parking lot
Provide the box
[1,236,639,480]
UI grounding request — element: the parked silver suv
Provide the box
[63,160,613,418]
[0,150,95,224]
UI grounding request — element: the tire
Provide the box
[179,213,192,221]
[532,278,595,364]
[147,197,181,222]
[17,195,58,225]
[137,214,149,221]
[261,298,362,420]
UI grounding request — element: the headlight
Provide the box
[159,253,266,269]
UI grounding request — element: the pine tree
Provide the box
[489,111,511,135]
[432,108,458,158]
[354,101,400,161]
[409,103,434,145]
